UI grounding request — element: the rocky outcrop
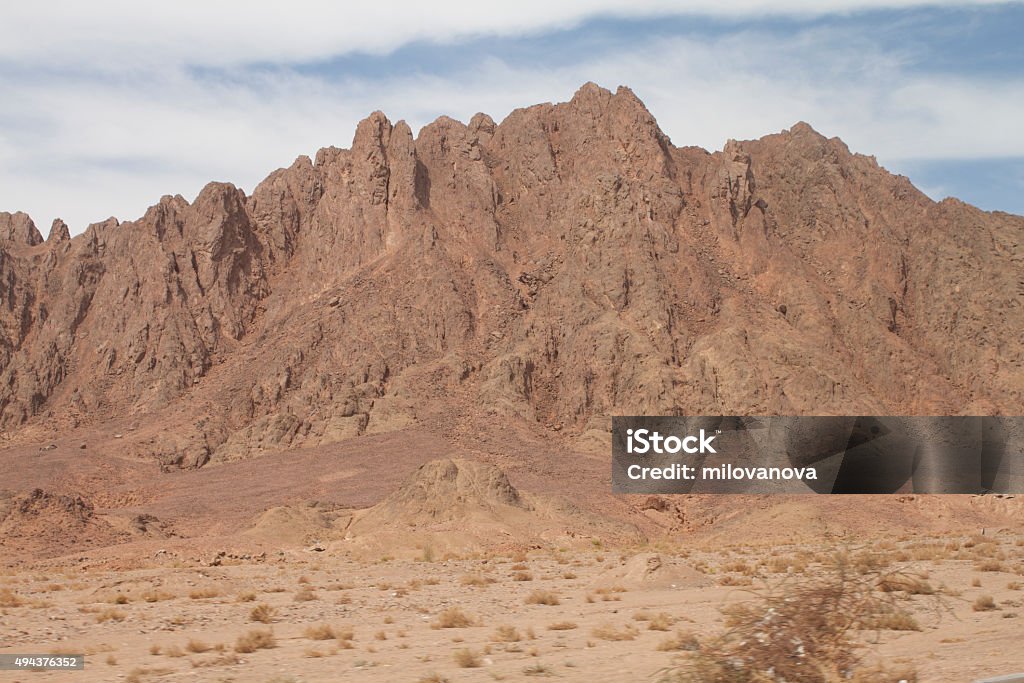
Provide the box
[1,83,1021,465]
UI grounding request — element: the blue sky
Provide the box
[1,1,1023,234]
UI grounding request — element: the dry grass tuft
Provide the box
[293,587,317,602]
[141,590,174,603]
[250,603,276,623]
[188,587,220,600]
[647,612,674,631]
[453,647,482,668]
[592,623,639,641]
[0,588,23,607]
[234,629,275,653]
[973,595,998,612]
[656,630,700,651]
[304,623,338,640]
[525,589,560,606]
[876,574,935,595]
[432,606,473,629]
[492,625,521,642]
[460,573,493,587]
[975,560,1007,573]
[862,610,921,631]
[185,638,211,653]
[95,608,126,623]
[547,621,578,630]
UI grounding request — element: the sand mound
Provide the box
[591,552,708,591]
[245,502,347,546]
[0,488,125,561]
[355,458,528,526]
[333,459,641,557]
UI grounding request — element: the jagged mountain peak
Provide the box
[0,85,1021,469]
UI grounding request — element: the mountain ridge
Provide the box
[1,82,1022,469]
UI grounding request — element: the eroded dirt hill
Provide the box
[1,83,1022,469]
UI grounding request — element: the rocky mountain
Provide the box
[1,83,1022,469]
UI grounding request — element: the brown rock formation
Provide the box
[1,84,1021,467]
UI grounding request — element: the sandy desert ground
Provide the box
[2,429,1023,683]
[2,534,1024,682]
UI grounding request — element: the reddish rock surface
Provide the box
[1,83,1022,471]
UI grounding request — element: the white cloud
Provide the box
[0,1,1014,68]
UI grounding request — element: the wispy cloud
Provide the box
[2,1,1013,68]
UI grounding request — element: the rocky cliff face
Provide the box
[1,84,1021,467]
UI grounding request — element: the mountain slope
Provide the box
[1,83,1021,468]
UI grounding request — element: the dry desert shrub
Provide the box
[762,551,811,574]
[525,589,560,605]
[250,603,276,623]
[185,638,211,653]
[234,629,275,653]
[656,630,700,651]
[657,555,927,683]
[861,611,921,631]
[593,586,624,601]
[191,652,240,667]
[453,647,482,668]
[460,573,493,587]
[513,571,534,581]
[141,590,174,603]
[547,621,578,630]
[293,586,317,602]
[417,674,449,683]
[973,595,998,611]
[647,612,674,631]
[592,622,639,641]
[722,560,756,575]
[126,667,173,683]
[492,625,521,642]
[0,588,23,607]
[903,542,953,562]
[719,574,754,586]
[876,574,935,595]
[848,665,919,682]
[95,608,126,623]
[523,662,553,676]
[188,587,219,600]
[432,606,473,628]
[850,550,894,573]
[304,623,337,640]
[975,559,1007,572]
[236,591,257,602]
